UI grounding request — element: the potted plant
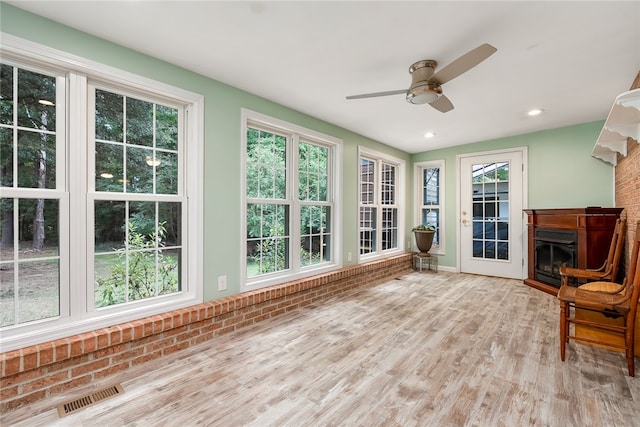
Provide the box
[412,224,436,253]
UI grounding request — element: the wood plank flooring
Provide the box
[4,272,640,426]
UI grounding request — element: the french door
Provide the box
[458,148,527,279]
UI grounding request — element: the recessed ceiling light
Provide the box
[38,99,55,106]
[424,131,436,138]
[527,108,543,116]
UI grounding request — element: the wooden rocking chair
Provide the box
[559,218,626,286]
[557,221,640,376]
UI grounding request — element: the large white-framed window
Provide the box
[414,160,445,254]
[0,35,203,352]
[358,147,405,259]
[241,109,342,291]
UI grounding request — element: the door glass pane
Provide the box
[471,162,510,260]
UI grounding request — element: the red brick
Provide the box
[0,384,19,400]
[112,347,145,364]
[131,351,162,366]
[109,325,123,346]
[53,338,70,362]
[49,374,92,394]
[71,358,110,376]
[82,332,98,353]
[21,370,69,393]
[2,350,22,376]
[94,361,129,379]
[1,367,46,388]
[69,336,84,358]
[121,325,133,343]
[96,331,109,350]
[37,342,55,367]
[162,341,189,356]
[21,347,38,371]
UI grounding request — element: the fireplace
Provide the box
[534,228,577,287]
[524,208,622,295]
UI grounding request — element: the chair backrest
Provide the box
[608,218,627,281]
[626,221,640,316]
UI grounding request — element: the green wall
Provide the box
[411,121,614,269]
[1,4,411,301]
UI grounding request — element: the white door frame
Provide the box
[456,147,528,279]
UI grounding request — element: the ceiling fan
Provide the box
[346,43,497,113]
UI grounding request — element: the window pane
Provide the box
[95,142,124,192]
[95,89,123,142]
[300,205,330,266]
[0,197,60,326]
[17,130,56,189]
[17,68,56,132]
[381,163,395,205]
[157,151,178,194]
[95,200,126,252]
[158,202,181,247]
[0,64,14,125]
[422,209,440,245]
[246,203,289,276]
[0,127,13,187]
[156,105,178,150]
[95,200,181,308]
[360,159,375,204]
[381,207,397,250]
[359,206,376,254]
[126,97,153,147]
[299,142,328,202]
[126,146,154,193]
[423,167,439,205]
[246,127,286,199]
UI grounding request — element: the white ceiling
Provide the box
[8,1,640,153]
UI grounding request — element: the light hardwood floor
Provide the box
[4,272,640,426]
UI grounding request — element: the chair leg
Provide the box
[560,300,567,361]
[626,322,635,377]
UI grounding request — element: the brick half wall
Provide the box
[0,253,412,412]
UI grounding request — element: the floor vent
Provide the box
[57,383,124,418]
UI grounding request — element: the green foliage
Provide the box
[412,224,436,231]
[252,224,287,275]
[95,221,178,307]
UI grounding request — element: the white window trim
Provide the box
[240,109,343,291]
[414,159,445,255]
[0,34,204,352]
[358,146,406,262]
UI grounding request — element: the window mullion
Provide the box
[69,72,89,318]
[290,134,300,271]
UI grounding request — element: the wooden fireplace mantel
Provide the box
[523,208,623,295]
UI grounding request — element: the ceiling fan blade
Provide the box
[430,43,497,85]
[429,95,454,113]
[346,89,407,100]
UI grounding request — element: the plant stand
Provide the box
[413,252,438,273]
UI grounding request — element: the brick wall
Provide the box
[0,253,413,412]
[615,71,640,273]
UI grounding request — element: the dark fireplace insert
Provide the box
[534,228,577,287]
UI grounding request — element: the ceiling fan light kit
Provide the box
[407,83,441,104]
[346,43,497,113]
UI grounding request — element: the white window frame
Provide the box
[240,109,342,291]
[358,146,405,261]
[0,34,204,352]
[414,160,445,255]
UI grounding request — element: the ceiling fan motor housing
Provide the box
[407,60,441,104]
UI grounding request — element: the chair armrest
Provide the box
[559,266,610,281]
